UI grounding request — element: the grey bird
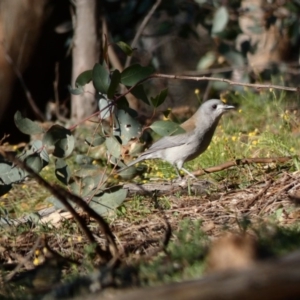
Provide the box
[119,99,234,178]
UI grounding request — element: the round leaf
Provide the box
[14,111,44,135]
[150,88,168,108]
[212,6,229,35]
[75,70,92,86]
[117,109,142,145]
[43,125,75,158]
[55,158,71,185]
[105,136,121,158]
[98,95,113,119]
[121,64,154,86]
[129,85,149,105]
[116,41,134,56]
[107,69,121,99]
[89,187,127,216]
[93,62,110,93]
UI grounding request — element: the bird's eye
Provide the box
[212,104,217,109]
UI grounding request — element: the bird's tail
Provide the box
[117,156,146,173]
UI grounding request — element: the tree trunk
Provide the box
[0,0,48,121]
[71,0,99,121]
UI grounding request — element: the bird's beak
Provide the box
[221,103,235,111]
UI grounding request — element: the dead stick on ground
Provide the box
[193,157,292,177]
[244,179,273,210]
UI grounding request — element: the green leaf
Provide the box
[43,125,75,158]
[105,136,121,158]
[98,95,113,119]
[117,109,142,145]
[75,155,93,165]
[219,43,245,67]
[24,154,44,173]
[89,187,127,216]
[14,111,44,135]
[75,70,93,86]
[121,64,154,86]
[107,69,121,99]
[68,85,84,95]
[93,62,110,93]
[197,51,216,70]
[85,134,106,147]
[212,6,229,35]
[55,158,71,185]
[0,161,25,185]
[130,84,149,105]
[150,120,185,136]
[46,195,76,210]
[116,41,134,56]
[150,88,168,108]
[81,176,97,197]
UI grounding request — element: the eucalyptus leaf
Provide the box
[130,84,149,105]
[80,176,96,197]
[197,51,216,70]
[150,120,185,137]
[116,41,134,56]
[89,187,127,216]
[85,134,106,147]
[121,64,154,86]
[75,155,93,165]
[212,6,229,35]
[75,70,93,86]
[46,195,76,210]
[68,85,84,95]
[93,62,110,94]
[150,88,168,108]
[107,69,121,99]
[0,163,26,185]
[14,111,44,135]
[98,95,113,119]
[43,125,75,158]
[117,109,142,145]
[105,136,121,158]
[55,158,71,185]
[24,154,44,173]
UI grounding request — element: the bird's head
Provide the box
[200,99,235,122]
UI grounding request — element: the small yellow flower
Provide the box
[252,140,258,145]
[290,147,295,153]
[194,89,200,95]
[238,109,242,113]
[231,136,237,142]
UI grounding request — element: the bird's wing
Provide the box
[146,132,193,153]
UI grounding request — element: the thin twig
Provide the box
[5,237,42,282]
[53,62,68,122]
[1,43,45,121]
[153,73,300,92]
[125,0,162,68]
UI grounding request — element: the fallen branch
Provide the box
[193,156,292,176]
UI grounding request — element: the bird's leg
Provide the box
[171,164,183,180]
[181,168,197,179]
